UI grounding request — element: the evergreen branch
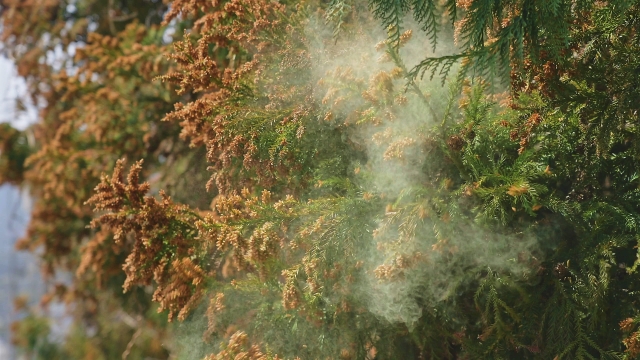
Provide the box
[411,0,439,51]
[369,0,411,47]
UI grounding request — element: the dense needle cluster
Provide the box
[4,0,640,359]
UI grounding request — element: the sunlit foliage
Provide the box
[2,0,640,359]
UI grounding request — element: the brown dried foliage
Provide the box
[621,318,640,358]
[159,0,311,195]
[86,159,206,321]
[11,20,182,276]
[203,331,271,360]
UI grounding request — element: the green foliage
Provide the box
[0,123,31,184]
[7,0,640,359]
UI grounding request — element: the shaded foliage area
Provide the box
[2,0,640,359]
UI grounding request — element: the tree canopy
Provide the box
[2,0,640,359]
